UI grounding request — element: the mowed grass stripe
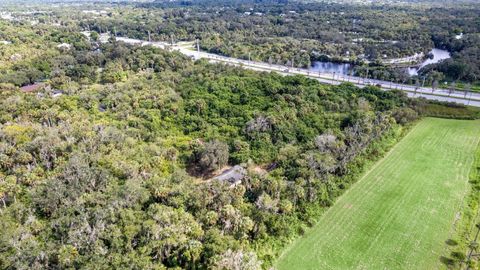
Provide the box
[276,118,480,270]
[280,121,464,270]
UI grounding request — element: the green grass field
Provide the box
[276,118,480,270]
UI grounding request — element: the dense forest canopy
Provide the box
[0,1,479,269]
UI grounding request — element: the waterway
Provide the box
[308,48,451,77]
[308,61,353,75]
[407,48,451,76]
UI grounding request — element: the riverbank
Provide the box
[308,48,451,77]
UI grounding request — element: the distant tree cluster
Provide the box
[79,0,480,86]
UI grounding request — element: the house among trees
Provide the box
[56,43,72,50]
[213,165,246,187]
[52,90,64,98]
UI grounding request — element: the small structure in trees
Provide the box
[213,165,246,187]
[56,43,72,50]
[52,90,64,98]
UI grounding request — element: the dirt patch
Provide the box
[250,165,268,176]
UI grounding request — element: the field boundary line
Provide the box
[274,122,421,266]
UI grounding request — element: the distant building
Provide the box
[52,90,63,98]
[81,31,91,39]
[99,33,111,44]
[213,165,246,187]
[57,43,72,50]
[82,10,107,15]
[10,53,22,62]
[0,12,13,21]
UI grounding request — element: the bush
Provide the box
[191,139,229,175]
[392,107,418,125]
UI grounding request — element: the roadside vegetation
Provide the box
[80,0,480,86]
[2,0,479,89]
[443,144,480,269]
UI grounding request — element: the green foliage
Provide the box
[276,118,480,269]
[412,100,480,119]
[101,60,128,83]
[191,140,230,175]
[0,17,446,270]
[78,1,480,84]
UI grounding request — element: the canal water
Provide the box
[308,48,451,77]
[407,48,451,76]
[308,61,353,75]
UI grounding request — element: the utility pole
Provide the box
[464,83,471,98]
[148,31,151,42]
[291,57,294,68]
[422,76,426,88]
[248,52,251,62]
[414,79,420,95]
[363,67,369,85]
[196,38,200,52]
[170,34,174,45]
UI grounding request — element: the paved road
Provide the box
[115,37,480,107]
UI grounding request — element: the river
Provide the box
[407,48,451,76]
[308,48,451,77]
[308,61,353,75]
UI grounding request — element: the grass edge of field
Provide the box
[272,118,480,270]
[440,137,480,269]
[271,119,419,268]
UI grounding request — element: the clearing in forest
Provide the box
[276,118,480,270]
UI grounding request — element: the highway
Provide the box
[115,37,480,107]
